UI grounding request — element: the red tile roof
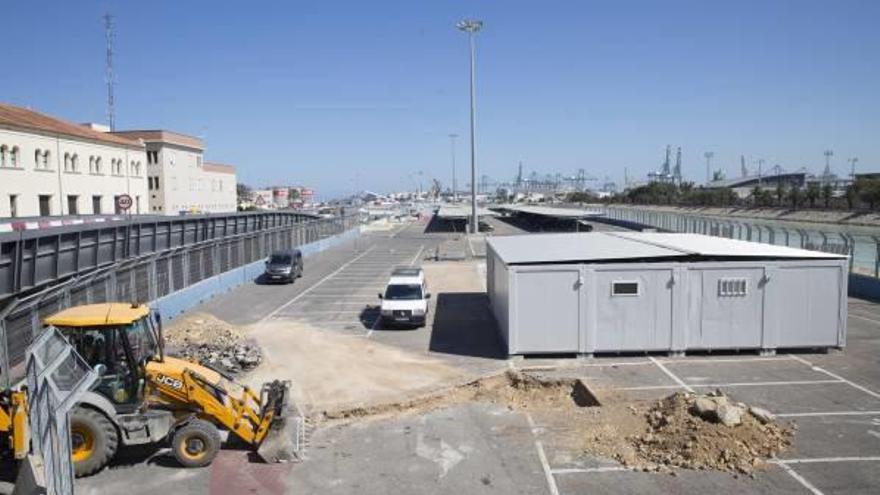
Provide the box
[0,102,143,147]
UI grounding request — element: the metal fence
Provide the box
[26,327,99,495]
[601,207,878,275]
[1,214,358,389]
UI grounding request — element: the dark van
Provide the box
[263,249,303,284]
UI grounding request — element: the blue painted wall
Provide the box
[153,227,361,320]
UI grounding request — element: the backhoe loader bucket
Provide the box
[256,380,306,463]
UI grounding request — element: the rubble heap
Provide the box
[626,390,794,475]
[164,313,263,374]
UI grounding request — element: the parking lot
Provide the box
[66,219,880,495]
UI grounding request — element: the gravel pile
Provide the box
[164,313,263,374]
[627,390,794,475]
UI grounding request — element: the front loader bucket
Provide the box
[256,380,306,463]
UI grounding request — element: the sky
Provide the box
[2,0,879,199]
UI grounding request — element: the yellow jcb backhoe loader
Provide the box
[0,303,299,477]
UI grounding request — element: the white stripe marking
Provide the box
[776,410,880,418]
[525,413,560,495]
[772,456,880,465]
[259,247,375,323]
[410,244,425,266]
[849,313,880,326]
[551,466,628,474]
[649,356,694,393]
[789,354,880,400]
[775,462,824,495]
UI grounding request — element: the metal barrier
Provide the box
[0,214,359,389]
[601,206,875,275]
[26,327,99,495]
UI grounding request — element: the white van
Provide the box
[377,267,430,327]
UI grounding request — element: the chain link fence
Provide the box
[601,207,873,274]
[1,214,359,389]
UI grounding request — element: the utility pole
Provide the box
[703,152,714,185]
[448,134,458,201]
[103,13,116,131]
[457,18,483,234]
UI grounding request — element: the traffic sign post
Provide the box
[116,194,133,212]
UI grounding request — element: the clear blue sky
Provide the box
[3,1,878,198]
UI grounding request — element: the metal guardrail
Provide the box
[26,327,99,495]
[601,207,874,275]
[0,210,328,302]
[0,214,359,389]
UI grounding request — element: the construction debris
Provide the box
[164,313,263,374]
[318,371,793,477]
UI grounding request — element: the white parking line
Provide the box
[618,379,843,392]
[789,354,880,400]
[658,356,794,364]
[776,410,880,418]
[525,413,560,495]
[772,456,880,464]
[776,462,824,495]
[410,244,425,266]
[551,466,628,474]
[848,313,880,326]
[259,247,375,323]
[649,357,694,393]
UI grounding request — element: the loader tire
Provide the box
[70,407,118,477]
[172,419,221,468]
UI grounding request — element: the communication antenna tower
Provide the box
[103,13,116,130]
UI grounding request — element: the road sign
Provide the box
[116,194,133,211]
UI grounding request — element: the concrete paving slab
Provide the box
[553,466,807,495]
[782,459,880,495]
[717,382,880,415]
[287,404,550,495]
[780,415,880,459]
[667,359,832,386]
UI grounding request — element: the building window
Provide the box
[38,194,51,216]
[130,161,141,176]
[146,150,158,164]
[718,278,748,297]
[611,281,640,296]
[67,195,79,215]
[89,156,96,174]
[0,145,7,167]
[92,195,102,214]
[64,153,71,172]
[34,149,41,168]
[95,157,102,174]
[9,195,18,217]
[10,146,18,168]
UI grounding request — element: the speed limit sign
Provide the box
[116,194,133,211]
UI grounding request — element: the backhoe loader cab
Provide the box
[25,303,299,477]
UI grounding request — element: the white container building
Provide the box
[486,232,848,355]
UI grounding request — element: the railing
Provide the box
[0,214,359,389]
[600,206,878,276]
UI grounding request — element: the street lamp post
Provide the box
[448,133,458,202]
[457,18,483,234]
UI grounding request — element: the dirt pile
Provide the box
[628,391,793,475]
[164,313,262,374]
[320,371,793,476]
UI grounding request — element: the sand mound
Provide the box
[243,319,465,412]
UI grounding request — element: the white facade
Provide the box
[113,131,237,215]
[0,108,147,218]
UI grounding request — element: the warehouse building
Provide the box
[487,232,848,356]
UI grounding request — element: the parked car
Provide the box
[377,267,430,327]
[263,249,303,283]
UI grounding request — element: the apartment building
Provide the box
[111,131,237,214]
[0,103,148,217]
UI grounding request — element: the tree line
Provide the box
[602,178,880,211]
